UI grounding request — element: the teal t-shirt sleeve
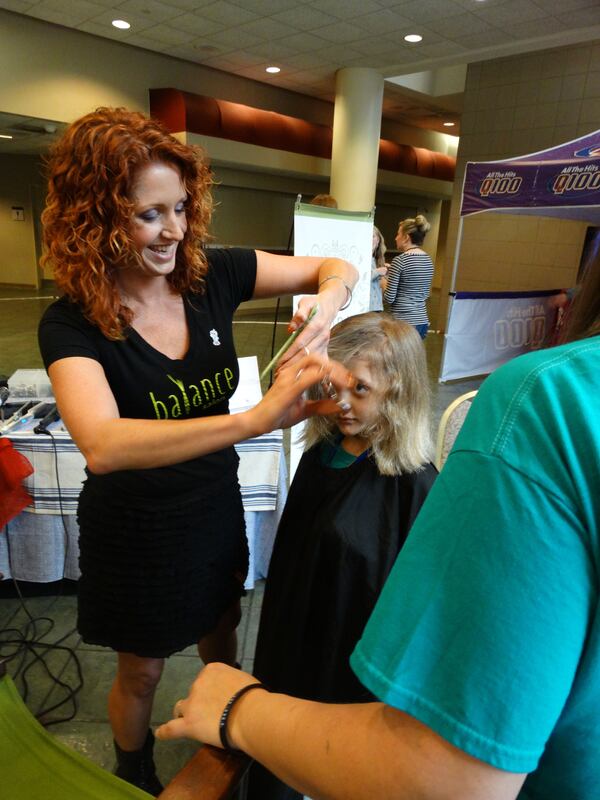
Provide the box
[350,450,592,773]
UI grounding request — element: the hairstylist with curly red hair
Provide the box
[38,107,356,795]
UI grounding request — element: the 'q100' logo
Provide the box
[552,169,600,195]
[479,175,522,197]
[495,316,546,350]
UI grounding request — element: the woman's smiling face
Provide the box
[130,161,187,277]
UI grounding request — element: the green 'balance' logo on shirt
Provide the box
[149,370,235,418]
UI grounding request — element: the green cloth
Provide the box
[351,336,600,799]
[0,674,151,799]
[319,440,358,469]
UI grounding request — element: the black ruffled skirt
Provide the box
[76,477,248,658]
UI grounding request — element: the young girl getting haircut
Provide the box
[248,312,437,800]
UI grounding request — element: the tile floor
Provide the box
[0,283,482,786]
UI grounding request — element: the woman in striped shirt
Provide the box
[382,215,434,339]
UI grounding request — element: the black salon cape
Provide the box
[254,445,437,704]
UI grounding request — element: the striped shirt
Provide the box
[384,250,434,325]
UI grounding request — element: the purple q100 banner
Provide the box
[461,130,600,217]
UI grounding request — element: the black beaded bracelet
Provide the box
[219,682,267,753]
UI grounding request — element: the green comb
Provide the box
[260,304,319,381]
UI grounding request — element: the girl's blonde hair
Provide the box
[303,313,432,475]
[399,214,431,246]
[372,225,386,271]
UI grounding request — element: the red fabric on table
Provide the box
[0,438,34,528]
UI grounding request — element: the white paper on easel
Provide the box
[290,202,374,479]
[230,356,262,414]
[293,206,373,319]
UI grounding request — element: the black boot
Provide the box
[114,729,164,796]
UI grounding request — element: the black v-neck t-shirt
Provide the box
[38,248,257,498]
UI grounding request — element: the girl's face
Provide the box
[335,358,383,439]
[130,162,187,277]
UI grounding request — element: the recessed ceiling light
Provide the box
[265,66,280,74]
[112,19,130,29]
[404,33,423,43]
[443,122,455,127]
[0,134,13,139]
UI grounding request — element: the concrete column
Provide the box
[330,68,384,212]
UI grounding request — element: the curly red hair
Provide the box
[41,107,213,339]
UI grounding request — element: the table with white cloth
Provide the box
[0,429,287,590]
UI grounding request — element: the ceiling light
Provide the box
[404,34,423,43]
[443,122,455,127]
[265,66,280,74]
[112,19,130,29]
[0,134,13,139]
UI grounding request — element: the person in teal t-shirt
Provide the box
[351,332,600,799]
[155,259,600,800]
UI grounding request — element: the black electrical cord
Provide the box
[0,427,83,726]
[1,520,83,726]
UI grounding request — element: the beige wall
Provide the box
[0,151,447,287]
[454,214,587,292]
[213,165,444,258]
[213,167,329,249]
[185,132,453,201]
[0,154,44,286]
[433,200,451,291]
[0,10,334,127]
[0,10,461,152]
[438,39,600,329]
[380,119,459,156]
